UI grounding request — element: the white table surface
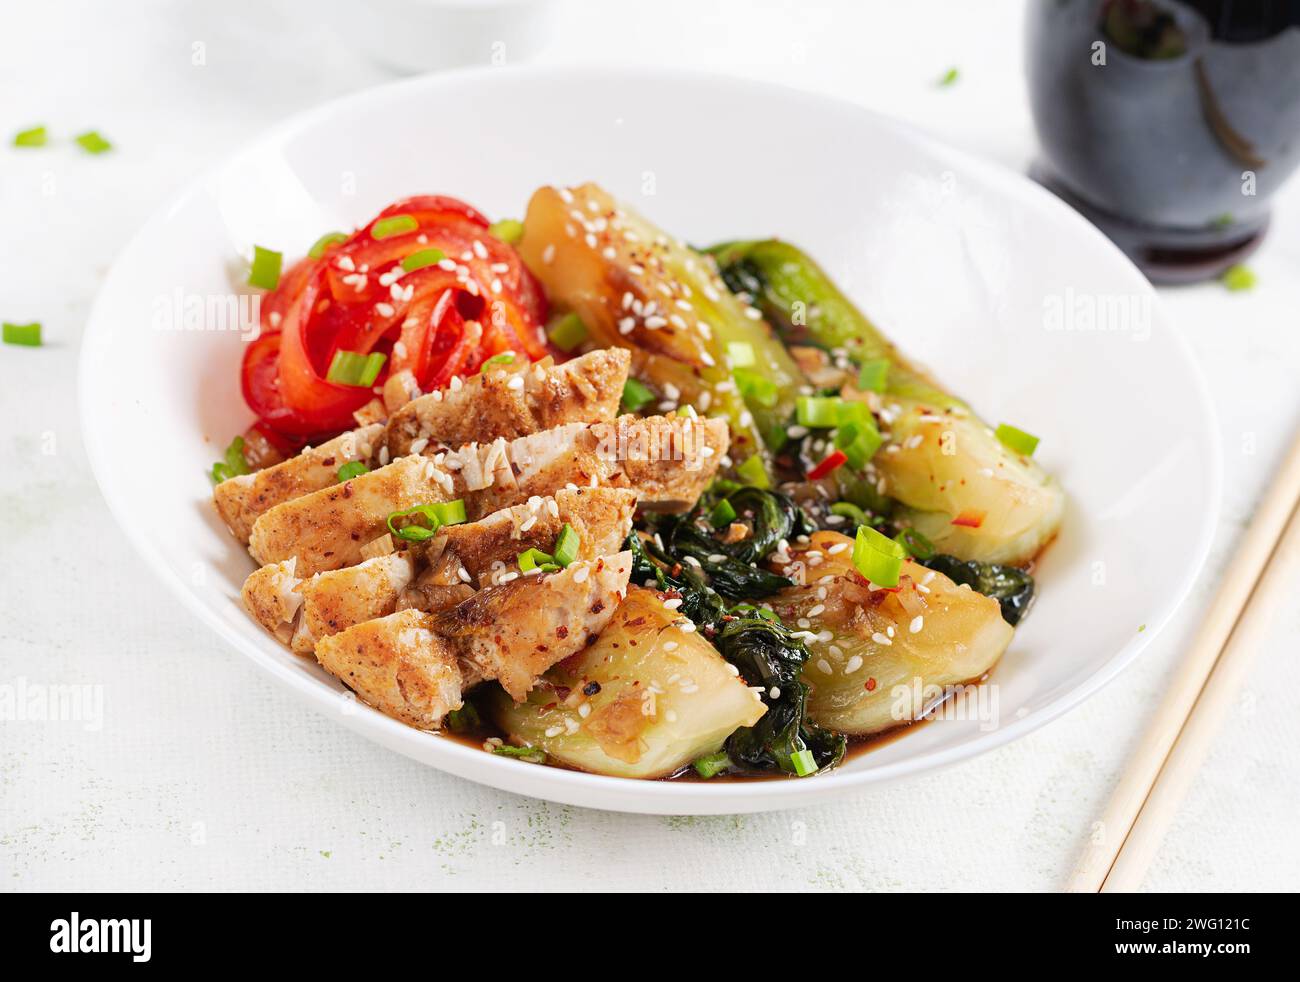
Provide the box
[2,0,1297,892]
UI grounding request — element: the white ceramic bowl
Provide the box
[80,66,1220,814]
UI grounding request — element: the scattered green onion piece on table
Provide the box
[938,67,960,86]
[790,748,819,777]
[621,378,655,413]
[247,245,282,290]
[796,395,842,428]
[552,524,580,567]
[852,524,906,588]
[1221,264,1256,291]
[517,548,556,572]
[488,218,524,244]
[401,248,446,272]
[829,501,868,527]
[480,352,516,372]
[709,498,737,528]
[307,232,347,259]
[13,125,46,147]
[726,341,756,368]
[337,461,369,482]
[74,130,112,154]
[857,358,890,393]
[2,321,42,347]
[736,454,770,489]
[894,526,935,559]
[547,312,588,352]
[994,422,1039,457]
[692,751,731,779]
[371,214,418,239]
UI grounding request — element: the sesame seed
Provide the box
[827,543,848,555]
[871,632,892,646]
[572,565,590,584]
[542,244,556,264]
[663,598,683,610]
[910,615,924,634]
[663,640,679,651]
[844,655,863,674]
[817,658,833,674]
[807,604,826,617]
[507,375,524,390]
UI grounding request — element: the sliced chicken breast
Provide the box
[385,348,630,457]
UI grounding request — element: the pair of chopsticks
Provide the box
[1067,426,1300,892]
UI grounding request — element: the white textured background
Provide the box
[2,0,1298,892]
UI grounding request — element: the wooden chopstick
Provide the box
[1066,425,1300,893]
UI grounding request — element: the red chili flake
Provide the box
[865,677,878,692]
[555,625,569,639]
[807,448,848,480]
[951,508,986,528]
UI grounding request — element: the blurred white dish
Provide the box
[81,66,1219,814]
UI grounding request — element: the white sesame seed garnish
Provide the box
[910,615,924,634]
[663,640,679,652]
[826,542,848,555]
[663,598,683,610]
[507,375,524,390]
[542,243,556,264]
[572,565,590,584]
[844,655,863,674]
[807,604,826,617]
[519,515,537,532]
[871,632,892,646]
[817,658,833,674]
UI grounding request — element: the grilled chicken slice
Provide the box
[315,608,466,729]
[240,558,304,644]
[214,423,385,543]
[385,348,630,457]
[315,552,632,727]
[429,551,632,701]
[249,415,726,575]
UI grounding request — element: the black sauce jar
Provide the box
[1026,0,1300,282]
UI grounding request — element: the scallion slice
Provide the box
[13,125,46,147]
[429,499,467,526]
[726,341,755,368]
[337,461,369,482]
[547,312,588,352]
[308,232,347,259]
[894,526,934,559]
[517,547,556,572]
[401,248,446,273]
[488,218,524,244]
[621,378,655,414]
[796,396,842,428]
[857,358,889,393]
[552,524,580,567]
[1221,264,1256,291]
[736,454,770,489]
[371,214,418,240]
[829,501,868,527]
[995,422,1039,457]
[709,498,737,528]
[852,524,906,588]
[692,751,731,779]
[210,435,250,484]
[733,368,778,408]
[74,130,112,154]
[480,352,516,372]
[491,744,546,763]
[247,245,282,290]
[2,321,42,347]
[326,350,387,387]
[790,748,818,777]
[386,502,459,542]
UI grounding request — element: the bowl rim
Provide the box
[79,62,1222,811]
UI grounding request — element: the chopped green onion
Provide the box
[709,498,737,528]
[796,395,842,428]
[552,524,580,567]
[480,352,516,373]
[830,501,868,527]
[13,125,46,148]
[692,751,731,779]
[488,218,524,244]
[677,405,697,418]
[326,350,387,387]
[894,526,935,559]
[733,368,778,408]
[307,232,347,259]
[492,744,547,763]
[386,501,461,542]
[790,748,819,777]
[401,247,446,273]
[938,67,960,87]
[337,460,369,482]
[371,214,418,240]
[1221,264,1256,291]
[852,524,906,588]
[247,245,283,290]
[621,378,655,414]
[726,341,755,368]
[2,321,42,347]
[995,422,1040,457]
[517,547,556,572]
[446,702,482,733]
[74,130,112,154]
[547,312,588,352]
[736,454,770,489]
[210,435,250,484]
[857,358,890,393]
[835,417,884,469]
